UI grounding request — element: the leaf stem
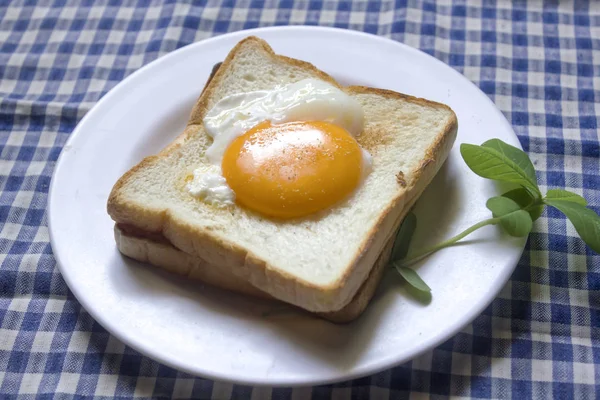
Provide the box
[399,217,501,266]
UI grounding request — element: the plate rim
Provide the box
[48,25,525,386]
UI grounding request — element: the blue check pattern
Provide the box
[1,0,599,398]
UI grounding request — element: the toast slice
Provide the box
[107,36,457,314]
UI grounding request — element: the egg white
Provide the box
[203,78,365,164]
[187,168,235,207]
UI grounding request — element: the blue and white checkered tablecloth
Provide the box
[1,0,599,398]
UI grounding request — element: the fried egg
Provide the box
[187,78,372,219]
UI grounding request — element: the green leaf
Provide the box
[486,195,534,237]
[544,199,600,253]
[498,209,533,237]
[394,263,431,292]
[546,189,587,206]
[486,196,521,217]
[502,188,544,221]
[460,141,541,198]
[391,212,417,260]
[482,139,538,183]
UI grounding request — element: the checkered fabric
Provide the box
[1,0,599,398]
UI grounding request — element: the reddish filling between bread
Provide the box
[117,223,171,244]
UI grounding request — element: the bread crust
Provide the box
[107,36,458,313]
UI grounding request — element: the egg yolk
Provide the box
[222,121,364,219]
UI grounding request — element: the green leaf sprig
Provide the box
[392,138,600,292]
[390,212,431,292]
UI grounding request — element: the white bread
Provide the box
[107,36,458,313]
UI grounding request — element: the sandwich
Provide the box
[107,36,458,322]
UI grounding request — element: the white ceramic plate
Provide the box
[49,27,525,386]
